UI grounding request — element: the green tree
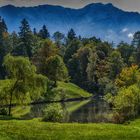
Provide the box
[109,51,125,79]
[113,85,140,120]
[132,32,140,66]
[18,18,33,58]
[0,17,8,44]
[115,65,140,87]
[68,46,91,88]
[64,39,82,63]
[3,55,48,116]
[39,25,50,39]
[0,17,12,78]
[32,39,58,74]
[67,28,76,41]
[53,31,64,46]
[117,42,135,65]
[45,55,68,83]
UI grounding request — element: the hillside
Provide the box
[53,82,92,101]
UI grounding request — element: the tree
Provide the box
[0,17,12,79]
[115,65,140,87]
[86,50,98,84]
[96,42,112,58]
[53,31,64,46]
[33,28,37,36]
[64,39,82,63]
[68,46,91,88]
[132,32,140,66]
[39,25,50,39]
[117,42,135,65]
[113,85,140,120]
[11,32,20,55]
[2,55,48,116]
[32,39,58,74]
[18,18,33,58]
[67,28,76,41]
[132,31,140,47]
[45,55,68,83]
[0,17,8,45]
[109,51,125,79]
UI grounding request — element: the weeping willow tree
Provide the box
[0,54,48,116]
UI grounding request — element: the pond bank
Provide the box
[0,96,92,108]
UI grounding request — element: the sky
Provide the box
[0,0,140,12]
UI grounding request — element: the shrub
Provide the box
[113,85,140,120]
[0,108,7,115]
[112,112,125,124]
[42,103,64,122]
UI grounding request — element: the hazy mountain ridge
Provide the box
[1,3,140,44]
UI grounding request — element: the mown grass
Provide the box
[55,82,92,99]
[0,118,140,140]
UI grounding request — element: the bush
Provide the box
[112,112,125,124]
[0,108,7,115]
[42,103,64,122]
[113,85,140,120]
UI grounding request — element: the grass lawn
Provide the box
[54,82,92,100]
[0,118,140,140]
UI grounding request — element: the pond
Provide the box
[12,98,112,123]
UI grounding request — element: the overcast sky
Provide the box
[0,0,140,12]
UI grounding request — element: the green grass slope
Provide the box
[54,82,92,100]
[0,118,140,140]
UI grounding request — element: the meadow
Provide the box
[0,118,139,140]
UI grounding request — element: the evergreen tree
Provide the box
[0,17,8,45]
[0,17,11,79]
[39,25,50,39]
[64,39,82,63]
[33,28,37,36]
[18,18,33,58]
[11,32,19,55]
[67,28,76,41]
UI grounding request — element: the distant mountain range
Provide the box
[0,3,140,44]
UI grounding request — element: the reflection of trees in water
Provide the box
[21,104,45,119]
[69,99,111,123]
[61,102,70,122]
[30,104,45,117]
[19,99,111,122]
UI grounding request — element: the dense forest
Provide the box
[0,16,140,123]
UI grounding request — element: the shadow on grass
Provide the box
[0,115,21,120]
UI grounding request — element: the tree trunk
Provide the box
[8,91,13,116]
[8,80,18,116]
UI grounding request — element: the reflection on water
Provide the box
[69,99,111,123]
[12,98,112,123]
